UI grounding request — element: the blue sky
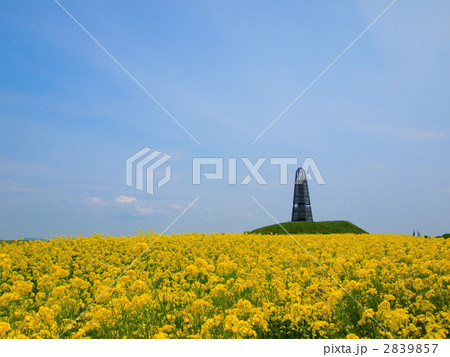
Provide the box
[0,0,449,239]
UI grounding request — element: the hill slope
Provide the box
[249,220,367,235]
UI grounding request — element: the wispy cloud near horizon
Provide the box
[84,197,106,206]
[115,195,137,204]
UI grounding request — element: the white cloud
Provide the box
[115,195,137,204]
[168,203,184,210]
[135,206,167,216]
[84,197,106,206]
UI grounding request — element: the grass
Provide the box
[249,220,367,235]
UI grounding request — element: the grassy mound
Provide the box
[249,220,367,235]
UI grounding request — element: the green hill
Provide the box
[249,220,367,235]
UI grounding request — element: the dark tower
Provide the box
[291,167,313,222]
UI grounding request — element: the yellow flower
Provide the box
[11,281,33,296]
[347,333,359,339]
[129,280,148,294]
[235,299,252,314]
[0,232,447,338]
[153,332,168,339]
[37,306,55,325]
[0,322,11,338]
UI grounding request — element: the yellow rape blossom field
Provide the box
[0,232,448,339]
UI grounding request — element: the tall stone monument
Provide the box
[291,167,313,222]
